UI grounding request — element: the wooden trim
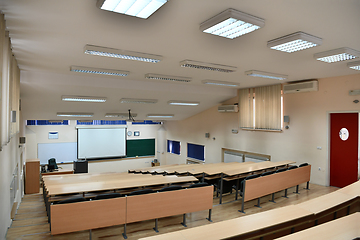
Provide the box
[244,165,311,201]
[126,186,213,223]
[50,197,126,235]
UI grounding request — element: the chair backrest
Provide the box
[94,192,123,200]
[127,189,154,196]
[275,168,287,173]
[57,197,86,204]
[299,163,309,167]
[261,171,275,177]
[159,185,183,192]
[48,158,58,171]
[187,182,209,188]
[288,165,298,170]
[240,174,260,192]
[245,174,260,180]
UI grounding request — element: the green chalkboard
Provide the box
[126,138,155,157]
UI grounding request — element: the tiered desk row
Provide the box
[140,180,360,240]
[42,173,212,238]
[43,160,311,238]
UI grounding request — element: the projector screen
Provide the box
[77,128,126,159]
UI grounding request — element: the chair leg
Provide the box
[153,218,159,232]
[304,181,310,190]
[238,197,245,213]
[282,189,288,198]
[181,214,187,227]
[122,224,127,239]
[269,193,276,203]
[206,209,212,222]
[294,185,300,194]
[254,198,261,208]
[89,229,92,240]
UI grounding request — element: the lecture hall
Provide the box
[0,0,360,239]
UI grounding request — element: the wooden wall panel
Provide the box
[50,197,126,235]
[126,186,213,223]
[244,165,311,201]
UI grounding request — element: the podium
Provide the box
[74,160,88,174]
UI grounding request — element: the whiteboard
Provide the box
[38,142,77,164]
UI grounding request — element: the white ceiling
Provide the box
[1,0,360,121]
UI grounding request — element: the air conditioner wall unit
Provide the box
[218,105,239,113]
[283,80,318,94]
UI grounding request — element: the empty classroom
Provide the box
[0,1,360,240]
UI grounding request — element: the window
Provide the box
[167,140,180,155]
[187,143,205,161]
[27,120,69,125]
[239,84,282,131]
[76,120,126,125]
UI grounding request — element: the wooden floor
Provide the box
[6,183,338,240]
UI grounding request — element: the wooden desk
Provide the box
[44,174,198,197]
[337,180,360,197]
[140,205,313,240]
[218,160,295,204]
[275,212,360,240]
[296,191,357,214]
[42,169,74,175]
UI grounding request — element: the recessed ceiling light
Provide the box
[147,114,174,118]
[120,98,158,104]
[96,0,168,19]
[180,60,237,73]
[70,66,129,77]
[347,60,360,70]
[202,80,240,87]
[314,47,360,63]
[105,113,138,118]
[145,73,191,83]
[200,8,265,39]
[62,95,107,103]
[168,101,200,106]
[267,31,322,53]
[57,112,94,117]
[245,70,287,80]
[84,45,163,63]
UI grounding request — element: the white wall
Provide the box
[25,121,162,171]
[165,74,360,186]
[0,134,24,240]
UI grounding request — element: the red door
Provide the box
[330,113,358,188]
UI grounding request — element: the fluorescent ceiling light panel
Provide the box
[314,47,360,63]
[84,45,163,63]
[120,98,158,104]
[200,8,264,39]
[245,70,287,80]
[168,101,200,106]
[62,95,107,103]
[347,60,360,70]
[97,0,168,19]
[180,60,237,73]
[147,114,174,118]
[202,80,240,87]
[70,66,129,77]
[267,31,322,53]
[57,112,94,117]
[145,73,191,83]
[105,113,138,118]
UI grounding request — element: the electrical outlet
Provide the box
[317,146,322,150]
